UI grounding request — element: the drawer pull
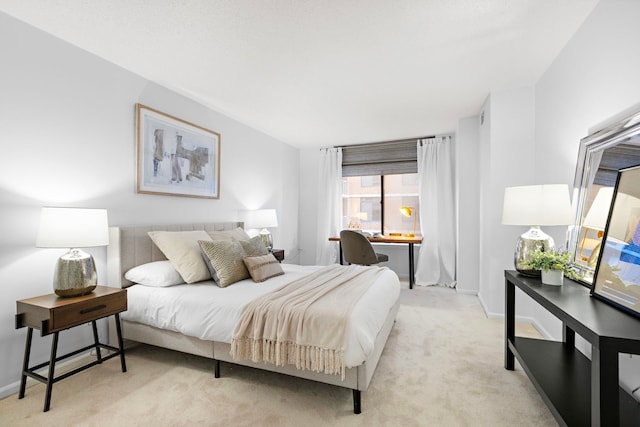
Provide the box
[80,304,107,314]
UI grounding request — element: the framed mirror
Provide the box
[569,108,640,285]
[591,164,640,317]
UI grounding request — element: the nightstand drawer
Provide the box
[16,286,127,334]
[51,292,126,331]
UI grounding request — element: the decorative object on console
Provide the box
[523,250,573,286]
[502,184,573,276]
[36,207,109,297]
[136,103,221,199]
[591,164,640,318]
[242,209,278,251]
[399,206,418,237]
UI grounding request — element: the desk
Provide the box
[329,235,422,289]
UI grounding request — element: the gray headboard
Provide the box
[107,222,243,288]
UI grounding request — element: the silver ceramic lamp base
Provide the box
[514,226,555,277]
[53,248,98,297]
[259,229,273,252]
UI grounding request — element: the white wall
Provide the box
[477,86,541,317]
[455,116,480,294]
[0,13,299,397]
[532,0,640,340]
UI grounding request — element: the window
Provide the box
[342,173,419,236]
[340,139,421,236]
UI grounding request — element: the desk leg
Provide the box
[504,277,515,371]
[18,327,33,399]
[591,345,619,426]
[114,313,127,372]
[408,243,415,289]
[44,332,59,412]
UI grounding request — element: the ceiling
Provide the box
[0,1,598,148]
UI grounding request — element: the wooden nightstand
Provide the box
[15,286,127,412]
[271,249,284,262]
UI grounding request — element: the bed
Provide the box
[106,222,401,413]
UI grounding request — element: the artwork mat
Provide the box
[136,103,220,199]
[591,164,640,318]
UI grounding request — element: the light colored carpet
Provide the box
[0,285,556,427]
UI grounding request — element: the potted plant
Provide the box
[524,250,575,286]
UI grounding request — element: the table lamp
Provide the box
[400,206,417,237]
[502,185,573,276]
[243,209,278,251]
[36,207,109,297]
[581,187,613,265]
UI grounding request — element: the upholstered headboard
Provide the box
[107,222,243,288]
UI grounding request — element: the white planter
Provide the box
[541,269,564,286]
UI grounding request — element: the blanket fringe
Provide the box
[231,337,346,380]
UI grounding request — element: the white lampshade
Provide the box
[583,187,614,231]
[37,207,109,248]
[242,209,278,229]
[607,192,640,242]
[502,184,573,226]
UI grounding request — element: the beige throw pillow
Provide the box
[147,230,213,283]
[239,236,269,257]
[207,227,250,242]
[243,254,284,282]
[199,239,249,287]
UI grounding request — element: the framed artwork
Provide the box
[591,164,640,318]
[136,104,220,199]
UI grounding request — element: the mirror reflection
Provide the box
[570,110,640,285]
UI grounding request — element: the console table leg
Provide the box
[44,332,59,412]
[591,345,619,426]
[504,278,515,370]
[18,327,33,399]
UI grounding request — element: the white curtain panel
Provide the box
[415,136,456,287]
[315,147,343,265]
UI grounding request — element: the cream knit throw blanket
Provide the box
[231,264,386,379]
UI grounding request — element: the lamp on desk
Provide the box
[243,209,278,251]
[400,206,418,238]
[502,185,573,276]
[36,207,109,297]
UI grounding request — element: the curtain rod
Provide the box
[321,133,458,150]
[332,136,434,149]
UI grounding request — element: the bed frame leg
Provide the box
[214,360,220,378]
[352,389,361,414]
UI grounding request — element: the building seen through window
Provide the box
[342,173,420,236]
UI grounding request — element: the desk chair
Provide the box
[340,230,389,265]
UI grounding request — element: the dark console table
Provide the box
[504,270,640,426]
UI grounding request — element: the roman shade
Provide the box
[340,139,420,177]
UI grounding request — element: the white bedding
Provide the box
[122,264,400,367]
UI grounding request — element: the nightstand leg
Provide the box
[44,332,59,412]
[114,313,127,372]
[18,327,33,399]
[91,321,102,362]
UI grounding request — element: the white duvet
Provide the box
[122,264,400,367]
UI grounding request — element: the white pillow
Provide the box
[124,261,184,287]
[148,230,213,283]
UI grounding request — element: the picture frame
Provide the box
[591,164,640,318]
[136,104,220,199]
